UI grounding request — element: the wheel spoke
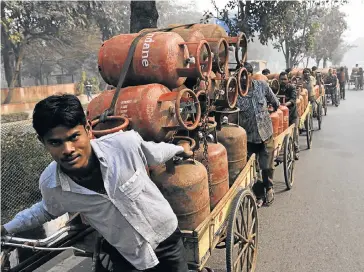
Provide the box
[239,204,248,237]
[234,243,249,270]
[234,231,249,244]
[249,217,256,236]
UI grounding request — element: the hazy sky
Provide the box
[188,0,364,42]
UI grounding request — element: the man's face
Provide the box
[328,69,332,75]
[280,75,289,87]
[303,70,310,79]
[41,125,93,173]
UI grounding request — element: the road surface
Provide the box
[35,88,364,272]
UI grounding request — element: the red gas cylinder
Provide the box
[300,88,308,109]
[216,123,247,185]
[277,108,283,134]
[98,32,212,89]
[299,95,304,114]
[270,111,280,137]
[279,105,289,131]
[195,142,229,210]
[91,116,129,138]
[151,159,210,230]
[169,23,228,38]
[87,84,201,142]
[296,98,302,117]
[266,73,280,80]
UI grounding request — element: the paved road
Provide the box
[36,88,364,272]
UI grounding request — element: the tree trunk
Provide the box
[1,5,14,88]
[284,40,290,69]
[316,58,321,67]
[3,42,27,104]
[323,57,328,68]
[130,1,159,33]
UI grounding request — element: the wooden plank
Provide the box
[182,154,257,269]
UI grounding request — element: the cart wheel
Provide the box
[226,189,258,272]
[317,102,322,130]
[324,96,327,116]
[283,135,295,190]
[305,113,313,149]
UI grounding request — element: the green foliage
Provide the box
[203,0,348,68]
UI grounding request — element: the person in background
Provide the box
[338,67,346,100]
[85,81,93,101]
[262,68,271,76]
[311,66,318,78]
[302,68,317,115]
[278,72,299,160]
[345,66,349,84]
[325,68,339,107]
[358,67,363,90]
[1,94,192,272]
[237,62,280,207]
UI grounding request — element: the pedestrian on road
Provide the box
[262,68,271,76]
[338,67,346,100]
[358,67,363,90]
[237,62,280,207]
[302,68,317,116]
[325,68,339,107]
[278,72,300,160]
[85,81,93,101]
[345,66,349,84]
[1,94,192,272]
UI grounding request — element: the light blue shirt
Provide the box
[4,130,184,270]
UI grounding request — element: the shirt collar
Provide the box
[55,139,107,189]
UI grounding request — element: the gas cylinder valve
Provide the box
[186,56,196,64]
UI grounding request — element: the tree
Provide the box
[130,1,159,33]
[91,1,130,41]
[309,7,347,67]
[1,1,95,104]
[203,0,348,69]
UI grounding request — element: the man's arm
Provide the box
[2,200,60,234]
[264,82,280,110]
[285,85,297,107]
[135,133,192,166]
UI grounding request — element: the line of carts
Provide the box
[1,24,331,272]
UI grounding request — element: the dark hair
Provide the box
[262,68,270,75]
[243,62,254,74]
[303,68,311,74]
[312,66,317,71]
[285,68,292,73]
[279,71,288,79]
[33,94,87,138]
[340,67,344,71]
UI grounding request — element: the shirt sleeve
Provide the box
[264,82,280,110]
[135,133,184,166]
[3,200,59,234]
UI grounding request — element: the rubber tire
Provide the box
[283,135,295,190]
[305,113,313,149]
[226,189,258,272]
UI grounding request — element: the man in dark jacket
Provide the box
[359,67,363,90]
[278,72,299,160]
[338,67,346,100]
[325,69,339,107]
[237,62,280,207]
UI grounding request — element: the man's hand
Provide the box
[177,141,193,158]
[1,225,8,236]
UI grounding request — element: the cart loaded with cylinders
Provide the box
[1,23,300,272]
